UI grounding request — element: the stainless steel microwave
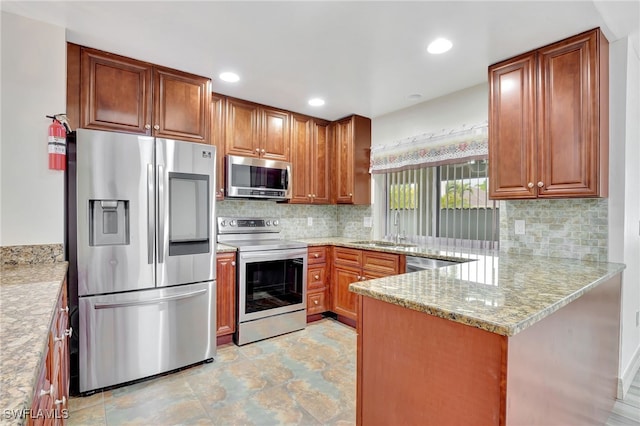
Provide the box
[225,154,292,200]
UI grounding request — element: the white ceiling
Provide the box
[2,1,638,121]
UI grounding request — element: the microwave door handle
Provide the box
[157,164,165,264]
[147,164,154,265]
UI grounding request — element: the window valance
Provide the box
[369,122,488,174]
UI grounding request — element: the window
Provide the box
[383,159,499,248]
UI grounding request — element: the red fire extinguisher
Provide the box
[47,114,69,171]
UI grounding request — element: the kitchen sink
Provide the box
[351,240,416,249]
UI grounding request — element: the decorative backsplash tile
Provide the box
[217,200,373,240]
[499,198,608,262]
[1,244,65,265]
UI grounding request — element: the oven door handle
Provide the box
[240,249,308,262]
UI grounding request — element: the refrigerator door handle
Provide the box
[93,288,207,310]
[157,164,165,264]
[147,163,154,265]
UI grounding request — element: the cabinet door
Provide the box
[488,53,537,199]
[335,118,355,203]
[153,67,210,143]
[216,252,237,337]
[537,29,604,197]
[211,93,226,200]
[332,265,360,320]
[311,120,331,204]
[261,107,290,161]
[80,48,152,134]
[225,98,260,157]
[290,114,312,203]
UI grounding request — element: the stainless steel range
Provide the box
[217,217,307,345]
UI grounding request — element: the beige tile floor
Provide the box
[68,318,356,425]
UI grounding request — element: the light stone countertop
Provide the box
[0,262,68,425]
[295,237,625,337]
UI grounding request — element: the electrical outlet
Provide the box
[307,217,313,226]
[636,310,639,327]
[514,220,526,235]
[363,216,372,228]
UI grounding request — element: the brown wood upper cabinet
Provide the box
[211,93,226,199]
[489,28,608,199]
[225,97,290,161]
[73,44,211,143]
[333,115,371,204]
[290,114,331,204]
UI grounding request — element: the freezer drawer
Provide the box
[79,281,216,393]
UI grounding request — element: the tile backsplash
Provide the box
[499,198,608,262]
[217,200,372,240]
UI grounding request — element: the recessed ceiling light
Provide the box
[427,38,453,54]
[308,98,325,107]
[408,94,423,100]
[219,72,240,83]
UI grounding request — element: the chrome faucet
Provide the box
[393,210,401,243]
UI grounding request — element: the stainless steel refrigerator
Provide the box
[72,128,216,393]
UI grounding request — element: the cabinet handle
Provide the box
[40,385,54,397]
[153,124,160,130]
[145,124,151,130]
[314,275,320,280]
[537,182,544,188]
[357,275,362,280]
[314,300,319,305]
[60,306,69,313]
[527,182,534,189]
[54,396,66,406]
[349,193,353,197]
[261,149,266,154]
[65,327,73,337]
[314,253,319,258]
[308,194,312,198]
[312,194,316,198]
[255,148,260,153]
[231,261,236,266]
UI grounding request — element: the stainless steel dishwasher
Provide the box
[405,256,459,272]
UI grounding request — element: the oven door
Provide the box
[238,248,307,323]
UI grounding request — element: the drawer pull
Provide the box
[40,385,54,397]
[314,253,319,258]
[54,396,66,406]
[231,261,236,266]
[314,275,320,280]
[60,306,69,313]
[314,300,319,305]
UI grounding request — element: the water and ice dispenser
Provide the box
[89,200,130,246]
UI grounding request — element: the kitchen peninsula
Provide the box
[350,254,625,426]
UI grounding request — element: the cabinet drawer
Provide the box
[308,266,326,291]
[362,250,400,275]
[307,290,327,315]
[308,246,327,264]
[334,247,362,267]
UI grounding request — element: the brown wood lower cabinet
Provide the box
[307,246,329,320]
[332,247,403,321]
[356,274,622,426]
[29,280,70,426]
[216,252,236,339]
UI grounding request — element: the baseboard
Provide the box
[618,345,640,399]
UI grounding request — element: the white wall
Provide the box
[372,83,488,148]
[0,12,66,246]
[609,35,640,396]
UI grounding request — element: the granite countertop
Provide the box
[0,262,68,425]
[349,252,625,336]
[216,243,237,253]
[295,237,626,337]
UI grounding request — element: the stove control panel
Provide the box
[217,217,281,234]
